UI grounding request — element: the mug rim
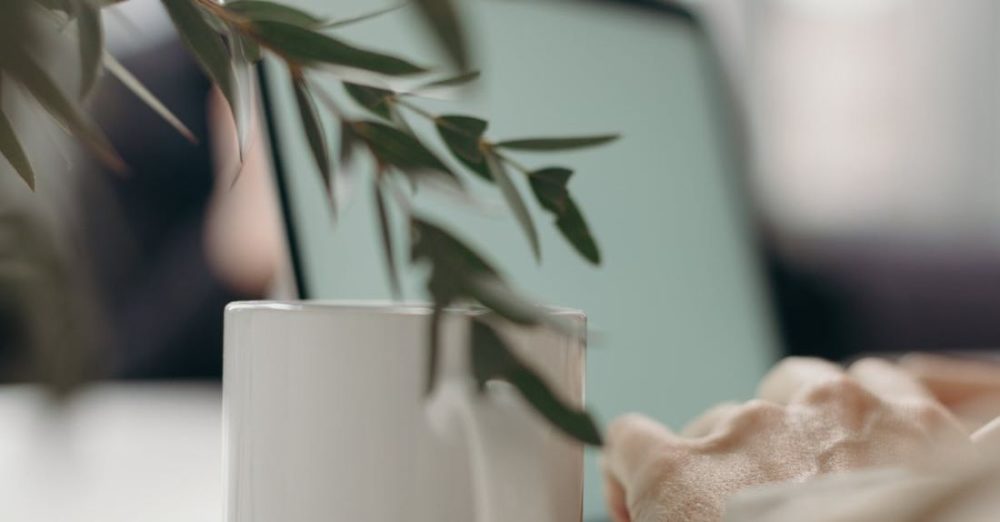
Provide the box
[225,300,585,318]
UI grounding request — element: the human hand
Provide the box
[601,357,971,522]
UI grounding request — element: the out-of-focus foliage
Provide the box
[0,208,102,396]
[0,0,618,444]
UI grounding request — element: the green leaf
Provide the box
[556,196,600,264]
[436,115,490,181]
[465,275,540,327]
[413,0,468,70]
[528,167,572,214]
[251,21,426,76]
[338,120,359,167]
[410,217,498,280]
[6,54,124,172]
[485,151,539,261]
[104,53,197,143]
[324,2,408,29]
[344,82,393,120]
[77,1,103,98]
[526,168,600,264]
[425,304,443,395]
[436,115,484,162]
[228,24,256,158]
[353,120,459,186]
[292,76,332,196]
[372,179,400,298]
[470,320,602,446]
[409,218,577,338]
[417,70,480,91]
[235,34,261,63]
[496,134,620,152]
[0,109,36,190]
[225,0,323,26]
[162,0,237,143]
[411,218,499,339]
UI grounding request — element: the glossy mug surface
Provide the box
[223,301,586,522]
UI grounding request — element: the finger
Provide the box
[848,358,934,403]
[757,357,844,405]
[605,413,678,489]
[900,353,1000,406]
[601,458,631,522]
[681,402,741,438]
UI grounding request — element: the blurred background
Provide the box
[1,0,998,520]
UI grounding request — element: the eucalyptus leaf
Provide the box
[413,0,468,70]
[292,76,332,196]
[436,115,490,181]
[229,23,256,157]
[372,179,400,298]
[470,320,602,446]
[162,0,238,146]
[464,275,539,327]
[496,134,620,152]
[528,167,572,214]
[324,2,407,29]
[556,196,600,264]
[0,109,36,190]
[235,34,261,63]
[338,120,359,167]
[252,21,426,76]
[225,0,323,26]
[353,120,458,186]
[417,70,480,91]
[485,151,539,261]
[526,167,600,264]
[425,304,443,395]
[104,53,197,143]
[410,219,574,336]
[410,217,499,281]
[436,115,484,162]
[344,82,393,120]
[465,275,579,338]
[77,1,103,98]
[6,54,124,172]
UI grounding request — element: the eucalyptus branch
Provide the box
[1,0,618,447]
[491,148,532,176]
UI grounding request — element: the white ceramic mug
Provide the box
[223,301,586,522]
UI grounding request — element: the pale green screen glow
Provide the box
[263,0,778,516]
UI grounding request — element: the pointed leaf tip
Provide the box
[0,110,36,190]
[225,0,324,27]
[414,0,469,70]
[163,0,238,148]
[470,320,603,446]
[486,152,539,261]
[291,76,333,200]
[252,21,427,76]
[373,179,401,298]
[496,134,620,152]
[78,2,104,98]
[344,82,394,120]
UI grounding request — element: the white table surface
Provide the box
[0,383,222,522]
